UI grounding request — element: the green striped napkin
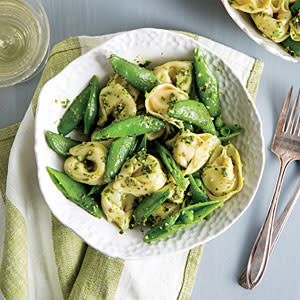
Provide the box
[0,30,263,300]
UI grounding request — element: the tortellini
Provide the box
[64,142,107,185]
[251,0,292,43]
[145,83,189,128]
[201,144,243,201]
[166,131,220,175]
[153,61,193,94]
[97,74,139,127]
[164,174,186,204]
[101,183,137,231]
[290,12,300,41]
[230,0,271,13]
[113,150,167,196]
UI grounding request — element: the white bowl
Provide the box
[35,28,264,259]
[221,0,300,63]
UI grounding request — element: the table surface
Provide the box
[1,0,300,299]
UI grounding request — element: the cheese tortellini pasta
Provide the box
[166,131,220,175]
[251,0,292,43]
[113,150,167,196]
[145,83,189,127]
[230,0,271,13]
[101,183,137,231]
[201,144,243,201]
[98,74,139,127]
[231,0,300,47]
[153,61,193,94]
[64,142,107,185]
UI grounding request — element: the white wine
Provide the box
[0,0,48,85]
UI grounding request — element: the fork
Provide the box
[239,87,300,290]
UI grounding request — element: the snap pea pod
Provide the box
[154,142,186,191]
[47,167,102,218]
[92,115,165,140]
[104,136,136,183]
[45,130,80,157]
[133,187,170,226]
[188,173,208,203]
[144,200,224,242]
[168,100,217,135]
[219,126,243,141]
[282,37,300,57]
[191,64,200,101]
[291,0,300,16]
[194,48,220,117]
[136,134,147,152]
[84,75,100,134]
[88,184,105,196]
[58,84,92,136]
[109,55,159,92]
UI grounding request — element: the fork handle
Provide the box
[239,180,300,286]
[239,159,290,289]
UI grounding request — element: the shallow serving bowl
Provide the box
[35,28,264,259]
[221,0,300,64]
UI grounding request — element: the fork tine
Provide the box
[286,88,300,134]
[275,86,293,134]
[292,110,300,136]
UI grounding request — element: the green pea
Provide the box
[214,116,224,129]
[104,136,136,183]
[133,187,170,226]
[109,55,159,92]
[58,84,91,136]
[45,130,80,157]
[84,75,101,134]
[92,115,165,140]
[168,100,217,135]
[194,48,220,117]
[154,141,187,191]
[47,167,102,218]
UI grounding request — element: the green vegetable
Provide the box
[47,167,102,218]
[144,200,224,242]
[136,134,147,152]
[154,142,186,191]
[92,115,165,140]
[291,0,300,16]
[105,136,136,183]
[109,55,159,92]
[194,48,220,117]
[168,100,217,135]
[45,130,80,157]
[183,121,195,132]
[191,63,200,101]
[282,37,300,57]
[84,75,100,134]
[133,187,170,226]
[58,84,92,136]
[88,185,105,196]
[219,126,243,141]
[188,173,208,203]
[214,116,224,129]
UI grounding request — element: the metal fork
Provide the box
[239,87,300,289]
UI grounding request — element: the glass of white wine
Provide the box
[0,0,50,87]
